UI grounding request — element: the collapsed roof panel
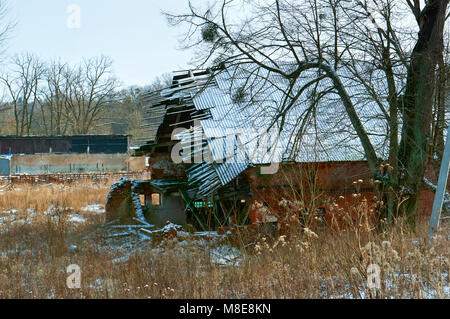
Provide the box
[136,70,214,147]
[139,62,394,196]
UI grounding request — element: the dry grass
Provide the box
[0,181,448,299]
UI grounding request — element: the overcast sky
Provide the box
[2,0,195,88]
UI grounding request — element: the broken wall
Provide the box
[148,153,187,180]
[145,192,187,227]
[246,161,438,228]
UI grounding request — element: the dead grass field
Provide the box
[0,181,448,299]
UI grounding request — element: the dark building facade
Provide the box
[0,135,131,175]
[0,135,129,155]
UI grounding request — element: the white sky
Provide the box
[2,1,444,89]
[2,0,195,88]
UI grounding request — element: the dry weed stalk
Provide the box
[0,180,447,299]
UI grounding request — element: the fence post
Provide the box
[429,125,450,239]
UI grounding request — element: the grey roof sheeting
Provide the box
[142,62,395,196]
[202,63,390,162]
[136,70,212,146]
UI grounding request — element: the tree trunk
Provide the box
[398,0,448,227]
[431,47,447,172]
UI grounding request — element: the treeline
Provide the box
[0,53,170,145]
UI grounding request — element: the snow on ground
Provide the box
[208,245,242,266]
[0,209,36,231]
[0,203,105,231]
[81,204,106,214]
[69,214,88,224]
[90,220,244,267]
[1,204,445,298]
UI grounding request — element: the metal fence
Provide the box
[0,171,146,186]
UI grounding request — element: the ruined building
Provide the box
[106,64,437,230]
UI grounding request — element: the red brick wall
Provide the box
[148,153,187,180]
[246,161,438,228]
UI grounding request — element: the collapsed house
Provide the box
[106,64,437,230]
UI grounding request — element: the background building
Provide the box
[0,135,134,175]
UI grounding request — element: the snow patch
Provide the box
[81,204,106,214]
[209,245,242,266]
[69,214,87,224]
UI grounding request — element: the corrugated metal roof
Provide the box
[142,62,394,196]
[137,71,213,146]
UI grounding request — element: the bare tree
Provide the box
[430,29,450,171]
[103,74,173,143]
[63,56,119,134]
[1,54,125,136]
[0,53,45,136]
[325,0,416,224]
[0,1,16,118]
[398,0,449,226]
[166,0,449,228]
[0,0,15,62]
[37,60,71,135]
[333,0,450,225]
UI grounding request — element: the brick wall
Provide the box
[246,161,438,227]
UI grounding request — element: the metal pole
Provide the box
[428,125,450,239]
